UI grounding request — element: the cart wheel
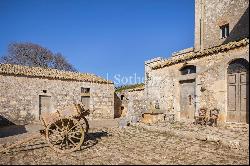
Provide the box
[46,117,85,153]
[79,116,89,134]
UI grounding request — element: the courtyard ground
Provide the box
[0,120,249,165]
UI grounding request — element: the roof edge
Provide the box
[151,38,249,70]
[0,64,113,84]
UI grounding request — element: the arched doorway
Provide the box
[227,58,249,124]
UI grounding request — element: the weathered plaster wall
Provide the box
[145,60,182,115]
[0,75,114,125]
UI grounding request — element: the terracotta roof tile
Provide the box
[152,38,249,70]
[0,64,113,84]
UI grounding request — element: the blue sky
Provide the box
[0,0,195,85]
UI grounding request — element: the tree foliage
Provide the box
[0,42,76,72]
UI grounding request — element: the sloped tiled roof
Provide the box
[0,64,113,84]
[128,84,145,92]
[152,38,249,70]
[115,83,145,92]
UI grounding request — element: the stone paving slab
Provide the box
[133,121,249,151]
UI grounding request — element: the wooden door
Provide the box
[39,95,51,119]
[239,72,249,123]
[180,79,196,120]
[227,59,249,124]
[81,96,90,110]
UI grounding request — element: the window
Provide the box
[81,87,90,94]
[220,24,230,39]
[180,65,196,75]
[121,95,125,100]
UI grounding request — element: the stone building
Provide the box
[145,0,249,124]
[115,0,249,125]
[115,84,145,119]
[0,64,115,125]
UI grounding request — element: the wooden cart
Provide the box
[0,103,89,154]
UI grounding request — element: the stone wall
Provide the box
[195,0,249,51]
[145,43,249,124]
[145,0,249,125]
[0,66,115,125]
[115,86,146,124]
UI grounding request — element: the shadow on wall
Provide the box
[224,7,249,44]
[0,115,27,138]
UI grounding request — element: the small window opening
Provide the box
[81,88,90,94]
[121,95,125,100]
[180,65,196,75]
[42,90,47,93]
[220,24,229,39]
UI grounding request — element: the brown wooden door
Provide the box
[39,95,51,119]
[227,72,249,123]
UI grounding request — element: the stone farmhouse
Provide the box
[0,64,114,125]
[118,0,249,125]
[0,0,249,127]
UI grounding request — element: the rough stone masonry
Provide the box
[0,64,115,125]
[115,0,249,126]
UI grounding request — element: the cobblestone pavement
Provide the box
[0,123,249,165]
[135,121,249,151]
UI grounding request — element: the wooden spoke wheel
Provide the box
[46,117,85,153]
[79,116,89,134]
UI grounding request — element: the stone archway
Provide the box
[227,58,249,124]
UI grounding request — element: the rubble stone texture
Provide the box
[195,0,249,50]
[115,87,147,126]
[145,42,249,124]
[0,64,115,125]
